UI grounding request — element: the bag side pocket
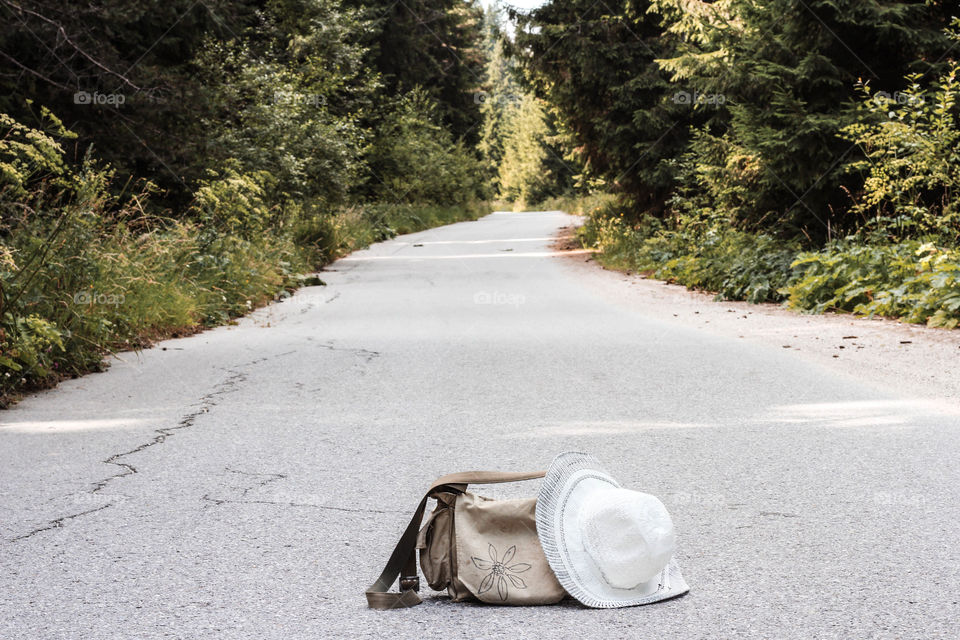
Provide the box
[417,491,456,591]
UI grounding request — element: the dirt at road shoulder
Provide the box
[554,224,960,408]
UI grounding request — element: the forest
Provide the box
[514,0,960,328]
[1,0,959,404]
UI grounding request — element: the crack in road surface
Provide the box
[198,467,289,510]
[226,468,287,498]
[7,368,249,543]
[7,505,113,542]
[315,341,380,377]
[89,371,247,495]
[318,341,380,362]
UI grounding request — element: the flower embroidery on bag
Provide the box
[471,543,531,601]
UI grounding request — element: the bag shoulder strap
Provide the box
[365,469,545,610]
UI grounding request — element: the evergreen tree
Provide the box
[498,93,554,206]
[652,0,954,235]
[0,0,265,203]
[346,0,486,143]
[514,0,695,214]
[477,7,520,193]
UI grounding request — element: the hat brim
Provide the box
[535,452,690,608]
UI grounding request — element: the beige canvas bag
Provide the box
[365,470,567,609]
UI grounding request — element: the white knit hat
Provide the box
[535,452,690,608]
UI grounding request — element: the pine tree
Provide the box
[514,0,696,215]
[498,93,553,206]
[478,31,520,192]
[345,0,487,143]
[652,0,954,235]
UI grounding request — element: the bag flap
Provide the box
[454,493,565,605]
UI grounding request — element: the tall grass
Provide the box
[0,114,489,405]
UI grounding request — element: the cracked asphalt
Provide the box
[2,211,959,639]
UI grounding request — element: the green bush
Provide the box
[841,61,960,241]
[196,45,367,208]
[366,89,486,205]
[0,113,307,404]
[785,242,960,328]
[579,202,799,303]
[191,167,277,240]
[579,203,960,327]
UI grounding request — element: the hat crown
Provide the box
[578,488,676,589]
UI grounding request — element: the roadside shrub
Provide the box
[649,231,799,303]
[0,113,307,404]
[579,203,798,303]
[841,61,960,241]
[190,167,277,240]
[785,241,960,328]
[366,89,485,205]
[578,203,960,327]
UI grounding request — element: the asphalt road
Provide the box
[2,211,958,639]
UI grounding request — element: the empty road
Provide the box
[2,211,958,639]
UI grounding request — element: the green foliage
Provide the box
[650,0,953,234]
[497,94,555,206]
[0,314,64,377]
[579,203,960,327]
[785,242,960,327]
[842,63,960,240]
[0,107,74,205]
[193,0,374,208]
[580,204,799,303]
[190,167,276,240]
[366,89,485,205]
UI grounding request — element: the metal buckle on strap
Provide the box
[399,575,420,592]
